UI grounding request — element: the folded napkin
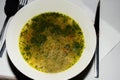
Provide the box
[69,0,120,61]
[100,20,120,61]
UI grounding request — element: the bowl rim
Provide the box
[6,0,96,79]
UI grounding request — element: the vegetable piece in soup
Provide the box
[19,12,85,73]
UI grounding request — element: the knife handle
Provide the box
[94,36,99,78]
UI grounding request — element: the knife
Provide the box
[94,0,100,78]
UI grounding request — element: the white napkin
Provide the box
[69,0,120,61]
[100,20,120,61]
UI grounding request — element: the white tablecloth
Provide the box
[0,0,120,79]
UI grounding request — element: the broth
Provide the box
[19,12,85,73]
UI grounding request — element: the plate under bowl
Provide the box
[6,0,96,80]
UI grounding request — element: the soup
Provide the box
[19,12,85,73]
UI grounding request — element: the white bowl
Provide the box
[6,0,96,80]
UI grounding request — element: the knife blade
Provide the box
[94,0,100,78]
